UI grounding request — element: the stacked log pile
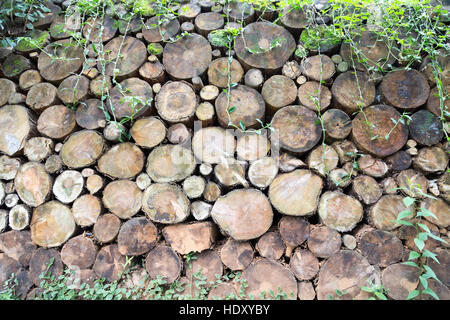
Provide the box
[0,0,449,300]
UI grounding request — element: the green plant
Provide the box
[361,278,388,300]
[0,273,20,300]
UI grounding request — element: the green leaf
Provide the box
[239,121,246,131]
[227,106,236,113]
[419,275,429,289]
[397,209,412,220]
[402,197,415,207]
[408,251,421,260]
[414,238,425,252]
[402,261,419,268]
[406,289,419,300]
[417,207,438,220]
[423,287,439,300]
[374,292,387,300]
[395,219,414,227]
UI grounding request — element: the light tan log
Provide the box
[318,191,363,232]
[192,127,236,164]
[102,180,142,220]
[93,213,121,244]
[368,195,415,231]
[0,105,36,156]
[248,156,278,189]
[256,231,285,260]
[60,130,105,169]
[72,194,102,227]
[98,142,144,179]
[307,226,341,258]
[52,170,84,204]
[14,162,52,207]
[37,104,76,140]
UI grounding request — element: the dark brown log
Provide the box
[37,104,76,140]
[167,123,191,144]
[317,250,381,300]
[139,61,165,84]
[280,5,308,34]
[183,176,206,199]
[203,182,221,202]
[0,105,36,156]
[118,217,158,256]
[396,169,428,198]
[211,189,273,240]
[214,158,247,188]
[269,169,323,216]
[107,77,153,120]
[242,258,297,300]
[368,195,415,231]
[38,39,84,82]
[49,13,81,40]
[185,249,223,285]
[256,231,285,260]
[307,144,339,176]
[195,12,224,37]
[357,154,389,178]
[359,230,404,267]
[75,99,106,130]
[398,219,440,252]
[321,108,352,142]
[1,54,31,79]
[421,197,450,228]
[24,137,53,162]
[83,16,117,43]
[385,150,412,171]
[248,156,278,189]
[98,142,144,179]
[219,238,254,271]
[142,16,180,43]
[178,3,201,22]
[192,127,236,164]
[93,244,126,282]
[8,204,30,231]
[61,234,97,269]
[278,216,310,250]
[223,0,254,23]
[14,162,51,207]
[300,55,335,82]
[102,37,147,79]
[56,75,89,105]
[271,105,322,154]
[318,191,363,232]
[90,74,111,98]
[29,248,63,287]
[94,213,121,244]
[261,75,297,114]
[146,144,195,183]
[290,249,319,281]
[351,104,408,157]
[427,86,449,119]
[409,110,444,146]
[380,69,430,110]
[208,282,238,300]
[381,263,419,300]
[155,81,197,124]
[60,130,105,168]
[351,175,382,205]
[0,253,21,287]
[331,71,375,114]
[297,81,331,112]
[19,70,41,91]
[215,84,265,129]
[427,248,449,287]
[130,117,166,149]
[33,2,60,28]
[307,225,341,258]
[142,182,190,224]
[298,281,316,300]
[52,170,83,204]
[102,180,142,220]
[145,245,182,283]
[0,230,36,266]
[413,146,448,173]
[163,33,212,80]
[0,78,16,106]
[234,22,296,73]
[162,221,217,255]
[72,194,101,227]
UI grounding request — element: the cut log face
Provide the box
[396,169,428,198]
[414,146,448,173]
[139,61,165,84]
[307,144,339,176]
[380,69,430,110]
[427,248,449,287]
[26,82,58,112]
[1,54,31,79]
[280,5,308,32]
[0,253,21,287]
[24,137,53,162]
[427,86,450,119]
[38,39,84,82]
[155,81,197,124]
[130,117,166,149]
[102,37,147,78]
[53,170,84,204]
[382,263,420,300]
[145,245,182,283]
[61,234,97,269]
[49,13,81,40]
[308,226,342,259]
[9,204,30,231]
[0,79,16,106]
[331,71,375,113]
[143,16,180,43]
[359,230,404,267]
[183,176,206,199]
[386,150,412,171]
[98,142,144,179]
[196,102,215,126]
[0,157,19,181]
[163,33,212,79]
[118,217,158,256]
[19,70,42,91]
[297,81,332,112]
[0,230,36,266]
[351,105,408,157]
[208,282,238,300]
[271,105,322,154]
[162,221,216,255]
[60,130,105,168]
[234,22,296,72]
[220,239,254,271]
[107,77,153,120]
[93,244,126,282]
[242,258,297,300]
[37,105,76,140]
[192,127,236,164]
[224,0,254,23]
[208,57,244,88]
[298,281,316,300]
[279,216,310,248]
[167,123,191,145]
[94,213,121,243]
[83,16,117,43]
[300,55,336,82]
[318,191,363,232]
[369,195,415,231]
[322,108,352,141]
[215,85,265,129]
[261,75,297,112]
[191,200,212,220]
[0,210,7,233]
[0,105,34,156]
[102,180,142,220]
[72,194,101,227]
[248,156,278,189]
[420,197,450,228]
[15,162,51,207]
[290,249,319,281]
[409,110,444,146]
[142,183,190,224]
[75,99,106,130]
[256,231,285,260]
[185,249,223,284]
[398,219,440,252]
[317,250,381,300]
[352,175,382,205]
[29,248,63,287]
[57,75,90,105]
[214,158,247,188]
[30,201,75,248]
[269,169,323,216]
[146,144,196,183]
[195,12,224,37]
[358,154,389,178]
[211,189,273,240]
